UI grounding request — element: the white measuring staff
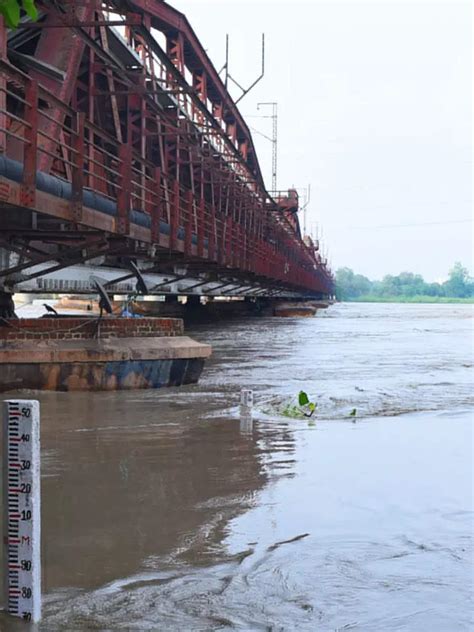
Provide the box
[240,389,253,416]
[239,389,253,434]
[2,400,41,623]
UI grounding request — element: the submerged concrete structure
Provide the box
[0,317,211,391]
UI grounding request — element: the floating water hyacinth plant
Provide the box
[280,391,317,419]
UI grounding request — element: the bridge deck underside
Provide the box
[0,0,333,298]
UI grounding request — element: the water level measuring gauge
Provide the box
[3,400,41,623]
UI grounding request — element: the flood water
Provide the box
[0,302,473,631]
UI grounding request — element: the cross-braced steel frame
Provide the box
[0,0,334,297]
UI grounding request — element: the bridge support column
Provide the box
[20,79,38,209]
[0,291,17,319]
[186,295,201,308]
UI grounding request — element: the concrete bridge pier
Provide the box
[0,317,211,392]
[0,290,17,319]
[186,295,202,308]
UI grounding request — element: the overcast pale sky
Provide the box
[171,0,472,281]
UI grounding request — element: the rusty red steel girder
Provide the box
[0,0,334,295]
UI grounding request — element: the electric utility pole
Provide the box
[257,102,278,192]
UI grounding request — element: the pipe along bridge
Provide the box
[0,0,333,309]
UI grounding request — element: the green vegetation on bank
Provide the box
[348,295,474,304]
[336,262,474,303]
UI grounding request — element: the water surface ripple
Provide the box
[0,303,472,631]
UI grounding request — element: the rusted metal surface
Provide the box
[0,0,334,297]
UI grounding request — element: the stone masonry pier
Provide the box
[0,317,211,392]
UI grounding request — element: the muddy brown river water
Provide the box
[0,302,472,631]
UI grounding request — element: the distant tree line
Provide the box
[335,262,474,302]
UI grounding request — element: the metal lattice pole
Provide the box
[271,102,277,193]
[257,102,278,192]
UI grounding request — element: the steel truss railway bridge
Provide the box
[0,0,333,310]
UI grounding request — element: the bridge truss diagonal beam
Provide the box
[0,0,334,298]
